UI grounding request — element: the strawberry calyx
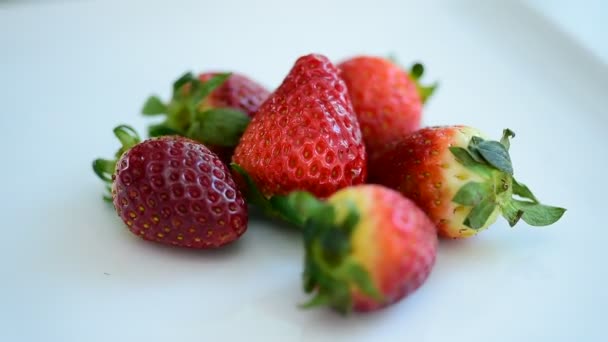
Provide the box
[92,125,141,201]
[409,62,438,104]
[300,200,383,314]
[231,163,382,313]
[142,72,251,147]
[449,129,566,229]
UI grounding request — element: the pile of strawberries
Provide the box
[93,54,565,314]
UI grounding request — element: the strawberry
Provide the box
[369,126,565,238]
[253,184,437,313]
[141,72,270,162]
[232,54,367,198]
[93,126,248,248]
[338,56,437,160]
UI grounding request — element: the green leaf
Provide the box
[346,263,383,301]
[340,202,360,235]
[463,197,497,229]
[282,191,326,225]
[191,73,231,105]
[148,123,181,137]
[327,280,353,315]
[192,108,250,147]
[449,147,479,168]
[514,201,566,226]
[113,125,141,155]
[410,62,424,79]
[92,159,115,183]
[501,201,524,227]
[230,163,273,213]
[408,62,437,104]
[300,293,330,309]
[320,229,350,267]
[512,178,539,203]
[172,72,195,91]
[142,96,167,115]
[452,181,489,206]
[500,129,516,151]
[476,140,514,175]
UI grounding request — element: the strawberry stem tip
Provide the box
[450,129,566,229]
[409,62,438,104]
[142,72,251,147]
[231,163,382,313]
[386,55,438,104]
[92,125,141,201]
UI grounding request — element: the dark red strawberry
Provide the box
[197,72,270,117]
[369,126,565,238]
[338,56,436,159]
[232,54,366,198]
[93,125,248,248]
[141,72,270,162]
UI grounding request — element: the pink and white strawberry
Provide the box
[369,126,565,238]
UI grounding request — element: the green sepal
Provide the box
[189,108,250,147]
[113,125,141,157]
[463,197,497,230]
[512,200,566,226]
[142,96,167,115]
[300,292,330,309]
[475,140,513,175]
[190,73,231,106]
[92,159,115,183]
[148,123,181,138]
[346,262,383,301]
[408,62,438,104]
[452,181,490,206]
[92,125,141,200]
[172,72,195,92]
[386,55,437,104]
[230,163,277,216]
[512,179,539,203]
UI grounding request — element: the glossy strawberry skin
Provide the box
[198,72,270,118]
[369,126,494,238]
[329,185,437,312]
[339,56,422,159]
[233,54,366,198]
[112,136,248,248]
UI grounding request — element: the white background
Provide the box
[1,1,606,341]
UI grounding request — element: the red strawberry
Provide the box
[197,72,270,116]
[275,185,437,313]
[232,54,366,198]
[93,126,248,248]
[369,126,565,238]
[142,72,270,162]
[338,56,436,159]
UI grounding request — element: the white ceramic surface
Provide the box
[1,1,606,341]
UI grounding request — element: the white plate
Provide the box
[1,1,606,341]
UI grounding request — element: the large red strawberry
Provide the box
[232,54,366,198]
[93,125,248,248]
[369,126,565,238]
[338,56,437,160]
[264,184,437,313]
[142,72,270,162]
